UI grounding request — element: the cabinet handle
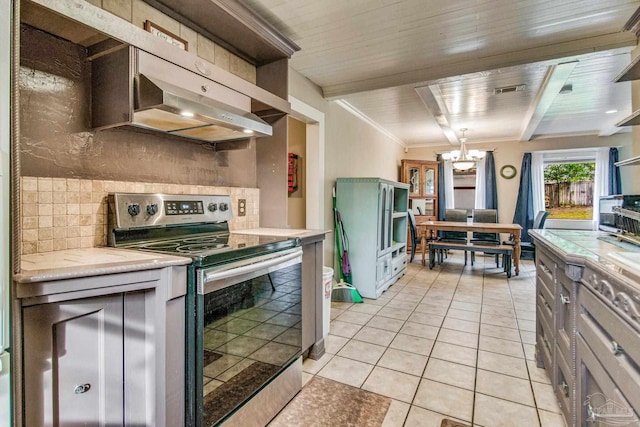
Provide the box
[612,341,624,356]
[560,294,570,305]
[586,403,596,421]
[561,380,569,397]
[74,384,91,394]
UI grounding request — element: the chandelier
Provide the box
[441,128,485,170]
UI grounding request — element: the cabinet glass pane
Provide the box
[424,199,435,216]
[425,168,435,195]
[408,167,420,195]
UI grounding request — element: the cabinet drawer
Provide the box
[555,275,574,360]
[554,345,573,424]
[536,250,556,295]
[536,305,554,375]
[578,288,640,415]
[576,335,639,426]
[537,280,554,327]
[391,254,407,276]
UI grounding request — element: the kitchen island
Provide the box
[529,229,640,427]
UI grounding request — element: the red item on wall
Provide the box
[288,152,298,193]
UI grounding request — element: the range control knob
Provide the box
[219,202,229,212]
[146,203,158,216]
[207,203,218,212]
[127,203,140,217]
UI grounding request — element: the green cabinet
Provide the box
[336,178,409,299]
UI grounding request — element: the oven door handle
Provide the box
[201,248,302,285]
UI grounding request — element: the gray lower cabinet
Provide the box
[23,294,126,426]
[535,247,578,424]
[578,268,640,426]
[535,249,556,375]
[16,266,187,427]
[535,241,640,427]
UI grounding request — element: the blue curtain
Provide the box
[485,151,498,210]
[512,153,534,243]
[437,154,446,220]
[608,147,622,195]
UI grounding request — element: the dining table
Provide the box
[418,221,523,276]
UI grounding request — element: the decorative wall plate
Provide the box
[500,165,517,179]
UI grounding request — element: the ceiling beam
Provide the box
[519,61,578,141]
[599,115,627,136]
[414,85,459,145]
[323,32,636,99]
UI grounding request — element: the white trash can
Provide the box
[322,267,333,337]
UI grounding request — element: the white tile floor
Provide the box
[301,252,567,427]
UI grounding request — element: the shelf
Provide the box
[391,242,406,252]
[614,54,640,83]
[615,155,640,167]
[142,0,300,63]
[393,212,407,219]
[615,109,640,127]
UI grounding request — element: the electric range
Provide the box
[108,193,303,427]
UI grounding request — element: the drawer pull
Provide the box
[560,294,570,305]
[586,403,595,421]
[74,384,91,394]
[612,341,624,356]
[540,263,550,274]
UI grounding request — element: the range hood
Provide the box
[92,47,272,142]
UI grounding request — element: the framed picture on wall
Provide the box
[144,20,189,51]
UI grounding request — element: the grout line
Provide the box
[325,254,541,426]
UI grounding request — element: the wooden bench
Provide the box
[427,241,513,277]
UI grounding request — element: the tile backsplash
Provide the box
[21,177,260,255]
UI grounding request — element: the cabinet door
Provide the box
[406,164,421,197]
[422,165,437,196]
[378,183,387,253]
[23,294,125,427]
[577,336,640,427]
[378,183,392,254]
[423,199,436,217]
[387,185,394,249]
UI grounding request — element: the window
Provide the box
[542,155,595,221]
[453,169,476,210]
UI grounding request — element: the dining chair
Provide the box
[503,210,550,261]
[437,208,468,264]
[407,209,422,263]
[470,208,500,267]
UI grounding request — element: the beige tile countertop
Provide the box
[15,247,191,284]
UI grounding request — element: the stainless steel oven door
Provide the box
[192,247,302,427]
[197,247,302,294]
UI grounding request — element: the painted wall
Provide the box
[19,25,257,187]
[287,117,306,229]
[289,68,406,268]
[407,133,633,225]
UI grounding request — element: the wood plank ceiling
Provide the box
[245,0,640,147]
